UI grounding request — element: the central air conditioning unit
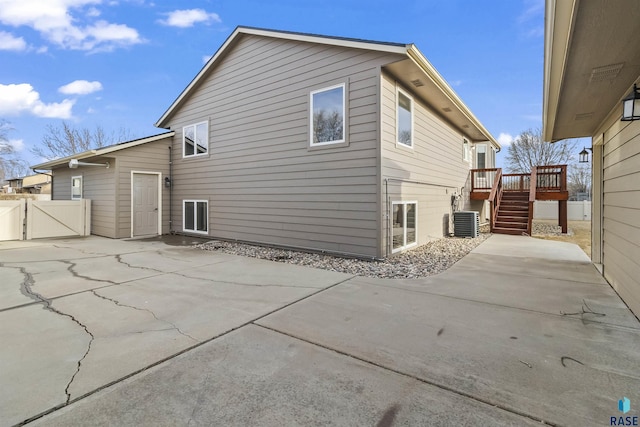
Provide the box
[453,211,479,238]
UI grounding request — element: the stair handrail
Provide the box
[488,168,503,232]
[527,166,537,235]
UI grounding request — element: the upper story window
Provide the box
[71,176,82,200]
[183,121,208,157]
[310,83,345,146]
[463,139,470,162]
[476,144,487,169]
[397,88,413,148]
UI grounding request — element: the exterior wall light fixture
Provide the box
[579,147,592,163]
[622,84,640,121]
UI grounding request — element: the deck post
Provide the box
[558,200,568,233]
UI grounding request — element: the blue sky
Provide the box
[0,0,546,168]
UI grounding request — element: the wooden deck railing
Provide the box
[487,168,502,233]
[471,168,499,192]
[527,166,537,235]
[535,165,567,192]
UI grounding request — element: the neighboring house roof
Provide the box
[156,26,499,148]
[31,132,175,170]
[543,0,640,141]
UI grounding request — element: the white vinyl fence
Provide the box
[0,199,90,241]
[533,200,591,221]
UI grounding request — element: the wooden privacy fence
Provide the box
[0,199,90,241]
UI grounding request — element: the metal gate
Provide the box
[0,199,91,241]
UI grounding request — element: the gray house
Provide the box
[35,27,499,258]
[543,0,640,317]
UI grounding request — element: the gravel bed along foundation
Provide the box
[196,233,491,279]
[532,221,574,236]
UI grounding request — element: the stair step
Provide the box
[492,227,528,235]
[497,216,528,223]
[495,221,528,229]
[498,206,529,212]
[498,210,529,217]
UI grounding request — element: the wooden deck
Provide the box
[470,165,569,234]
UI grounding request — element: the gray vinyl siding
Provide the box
[602,118,640,317]
[52,158,117,238]
[115,140,171,238]
[380,72,474,256]
[166,34,405,257]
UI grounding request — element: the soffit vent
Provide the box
[575,112,594,121]
[411,79,424,87]
[442,107,452,112]
[589,63,624,83]
[462,124,470,128]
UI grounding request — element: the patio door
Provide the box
[132,172,160,237]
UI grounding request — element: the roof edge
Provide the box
[406,45,499,148]
[31,131,175,170]
[155,26,409,128]
[542,0,579,142]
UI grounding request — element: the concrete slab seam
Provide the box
[16,274,356,426]
[253,323,558,427]
[90,289,199,343]
[171,271,322,289]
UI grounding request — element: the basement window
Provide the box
[71,176,82,200]
[183,121,208,157]
[183,200,208,234]
[391,201,417,253]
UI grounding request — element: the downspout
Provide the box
[168,145,173,234]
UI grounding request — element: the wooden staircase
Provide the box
[493,191,530,235]
[470,165,569,236]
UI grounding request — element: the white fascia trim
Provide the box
[542,0,579,142]
[155,26,409,128]
[406,45,499,149]
[31,132,175,170]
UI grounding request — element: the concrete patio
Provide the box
[1,234,638,426]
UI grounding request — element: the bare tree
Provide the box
[505,128,577,173]
[568,163,592,200]
[31,121,134,160]
[313,110,344,143]
[0,120,29,182]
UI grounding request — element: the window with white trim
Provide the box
[183,200,208,234]
[397,88,413,148]
[71,176,82,200]
[391,201,417,252]
[183,122,208,157]
[463,139,470,161]
[310,83,345,145]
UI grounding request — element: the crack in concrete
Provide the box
[59,260,118,285]
[115,254,163,273]
[2,262,94,405]
[91,290,199,343]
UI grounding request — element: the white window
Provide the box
[391,201,417,253]
[476,144,487,169]
[463,139,470,161]
[397,88,413,148]
[183,200,208,234]
[310,83,345,145]
[71,176,82,200]
[183,122,208,157]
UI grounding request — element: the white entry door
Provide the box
[132,173,160,236]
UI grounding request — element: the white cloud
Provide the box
[159,9,221,28]
[0,0,143,52]
[0,30,27,51]
[58,79,103,95]
[8,138,24,151]
[497,132,514,146]
[0,83,75,118]
[202,54,212,64]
